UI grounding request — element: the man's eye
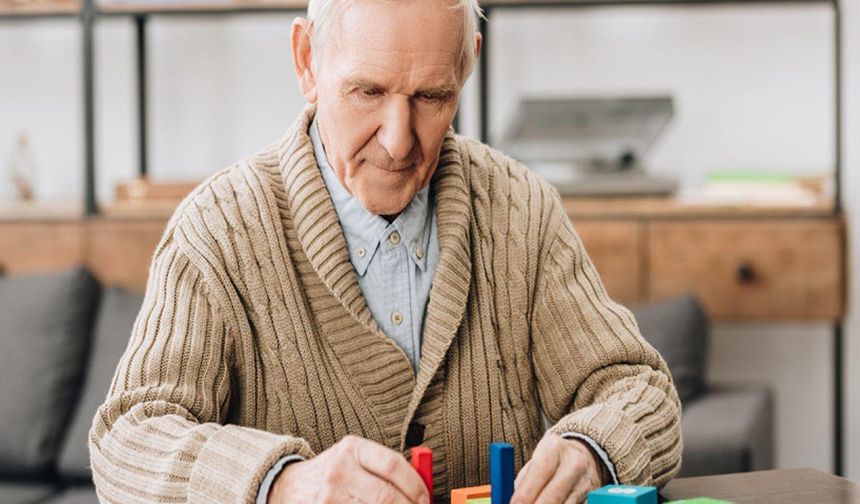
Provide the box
[418,93,443,102]
[362,89,383,98]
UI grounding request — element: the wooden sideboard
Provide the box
[0,202,167,292]
[0,197,846,322]
[567,198,845,322]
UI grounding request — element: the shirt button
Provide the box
[415,247,424,260]
[389,232,401,246]
[391,310,403,325]
[356,246,366,258]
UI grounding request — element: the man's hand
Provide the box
[267,435,431,504]
[511,434,605,504]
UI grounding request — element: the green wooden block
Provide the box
[666,498,735,504]
[465,498,491,504]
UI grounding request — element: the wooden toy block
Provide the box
[490,442,514,504]
[450,484,491,504]
[410,446,433,502]
[587,485,658,504]
[466,498,492,504]
[665,498,735,503]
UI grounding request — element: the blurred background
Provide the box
[0,0,858,501]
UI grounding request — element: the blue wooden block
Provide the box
[587,485,658,504]
[489,442,514,504]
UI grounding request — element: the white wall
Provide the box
[1,1,856,476]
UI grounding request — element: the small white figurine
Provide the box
[7,132,37,202]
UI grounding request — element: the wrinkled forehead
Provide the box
[319,0,465,83]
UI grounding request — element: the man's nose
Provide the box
[377,98,416,162]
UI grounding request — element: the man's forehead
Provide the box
[324,0,464,60]
[324,39,462,91]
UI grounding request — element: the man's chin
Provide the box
[359,196,409,217]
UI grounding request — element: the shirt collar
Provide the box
[310,116,431,276]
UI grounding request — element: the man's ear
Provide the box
[474,32,483,60]
[291,17,318,103]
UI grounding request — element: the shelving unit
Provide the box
[0,0,80,18]
[97,0,305,15]
[473,1,845,476]
[4,0,847,476]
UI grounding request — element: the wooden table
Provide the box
[661,468,860,503]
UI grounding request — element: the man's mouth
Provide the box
[369,162,415,172]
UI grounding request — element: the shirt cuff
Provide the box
[255,454,306,504]
[561,432,619,485]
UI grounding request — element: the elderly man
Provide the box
[89,0,681,502]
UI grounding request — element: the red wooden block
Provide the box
[411,446,433,502]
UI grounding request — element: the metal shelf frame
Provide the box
[476,0,843,477]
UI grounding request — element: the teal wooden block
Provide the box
[587,485,658,504]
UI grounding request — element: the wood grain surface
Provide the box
[0,197,846,320]
[648,219,844,321]
[662,468,860,504]
[572,219,644,306]
[0,0,79,15]
[0,221,85,274]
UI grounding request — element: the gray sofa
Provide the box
[0,267,772,503]
[633,296,774,477]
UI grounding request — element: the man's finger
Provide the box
[533,466,577,504]
[351,438,429,503]
[511,443,558,504]
[562,471,600,504]
[515,460,531,489]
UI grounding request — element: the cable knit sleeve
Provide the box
[88,230,314,504]
[530,195,682,488]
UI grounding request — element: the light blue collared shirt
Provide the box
[255,119,617,503]
[310,117,439,370]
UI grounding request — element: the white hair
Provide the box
[306,0,485,82]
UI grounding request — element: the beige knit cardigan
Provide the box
[89,104,681,503]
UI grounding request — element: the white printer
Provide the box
[500,95,678,197]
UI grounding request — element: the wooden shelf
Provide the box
[563,196,836,220]
[567,199,844,321]
[0,0,79,17]
[65,0,830,16]
[5,195,829,222]
[0,200,84,221]
[101,199,178,219]
[482,0,829,6]
[97,0,304,15]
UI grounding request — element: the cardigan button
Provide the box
[405,421,425,448]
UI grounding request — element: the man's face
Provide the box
[295,0,468,217]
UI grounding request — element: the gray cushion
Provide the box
[632,294,708,404]
[38,486,99,504]
[57,286,144,481]
[679,388,773,477]
[0,482,58,504]
[0,267,100,478]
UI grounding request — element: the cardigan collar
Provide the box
[277,103,472,443]
[309,116,432,276]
